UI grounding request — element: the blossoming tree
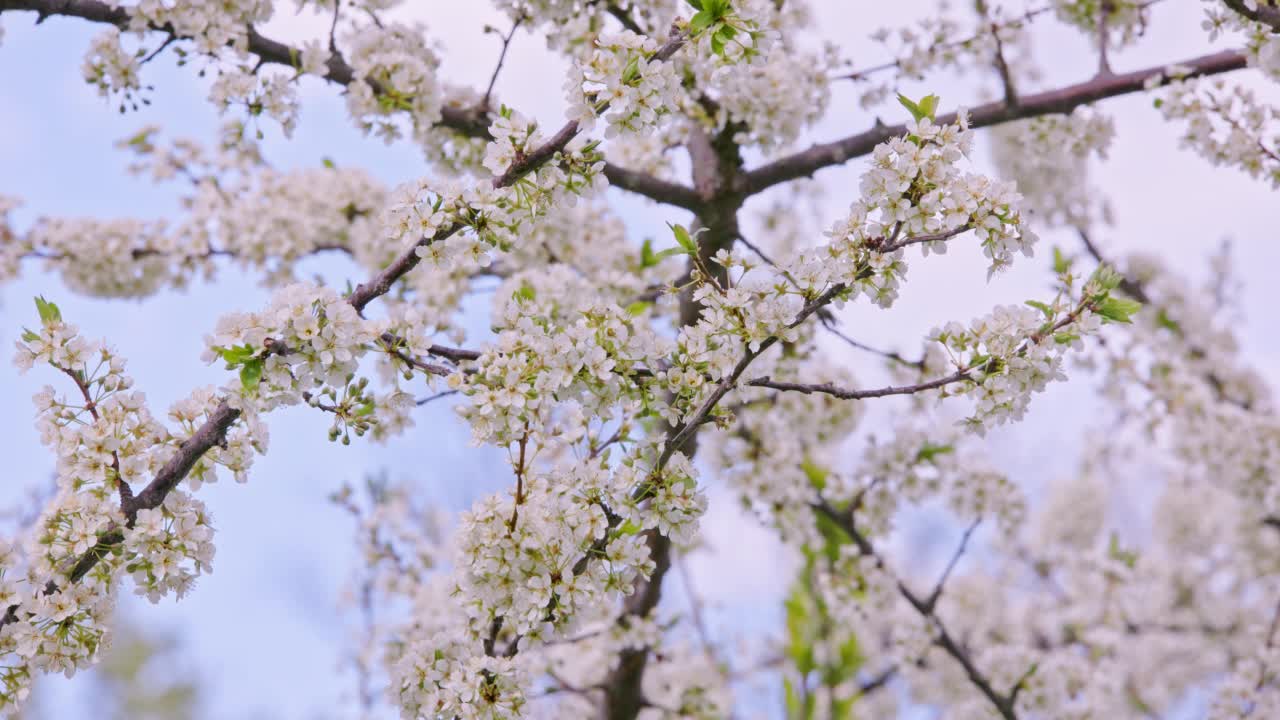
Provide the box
[0,0,1278,717]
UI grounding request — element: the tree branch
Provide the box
[2,27,692,641]
[1223,0,1280,31]
[746,367,974,400]
[481,18,523,111]
[812,501,1021,720]
[0,0,701,208]
[0,400,241,629]
[738,49,1247,196]
[349,25,690,312]
[923,519,982,614]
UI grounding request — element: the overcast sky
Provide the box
[1,2,1277,718]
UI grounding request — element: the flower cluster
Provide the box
[81,28,142,108]
[6,129,393,300]
[926,280,1111,435]
[856,14,970,108]
[203,283,375,411]
[794,110,1036,309]
[122,495,216,603]
[852,7,1033,112]
[1156,76,1280,189]
[991,107,1116,227]
[1053,0,1151,48]
[208,68,300,137]
[705,41,836,152]
[342,22,445,144]
[21,217,172,298]
[386,131,607,274]
[1202,0,1280,81]
[1,302,264,709]
[124,0,273,55]
[707,352,866,538]
[451,285,662,448]
[565,31,685,138]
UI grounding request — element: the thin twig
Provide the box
[812,501,1021,720]
[820,318,924,369]
[416,389,459,406]
[675,553,718,663]
[1096,0,1114,77]
[140,35,176,64]
[735,233,779,268]
[923,519,982,614]
[482,17,523,111]
[506,425,531,532]
[327,0,341,53]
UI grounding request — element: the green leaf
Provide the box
[833,633,864,680]
[1108,532,1138,568]
[355,400,376,416]
[1155,307,1181,333]
[1088,264,1123,293]
[800,457,828,492]
[1024,299,1054,319]
[639,237,657,268]
[321,156,336,169]
[617,519,643,536]
[688,10,715,34]
[1054,333,1081,345]
[783,677,803,720]
[217,344,256,368]
[125,128,154,147]
[625,300,652,316]
[710,29,726,55]
[812,510,848,564]
[621,55,640,84]
[1052,246,1072,274]
[897,93,924,122]
[1096,296,1142,324]
[669,223,699,255]
[917,93,940,119]
[784,589,815,674]
[684,0,704,10]
[21,329,39,343]
[34,296,62,326]
[239,359,264,392]
[640,238,686,269]
[915,442,954,463]
[514,282,537,302]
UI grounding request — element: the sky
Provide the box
[0,1,1277,718]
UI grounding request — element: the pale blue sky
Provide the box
[1,2,1277,718]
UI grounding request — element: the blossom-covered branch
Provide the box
[739,49,1247,195]
[0,0,703,208]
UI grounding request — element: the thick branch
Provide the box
[602,164,702,209]
[739,49,1247,195]
[129,402,242,511]
[599,118,745,720]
